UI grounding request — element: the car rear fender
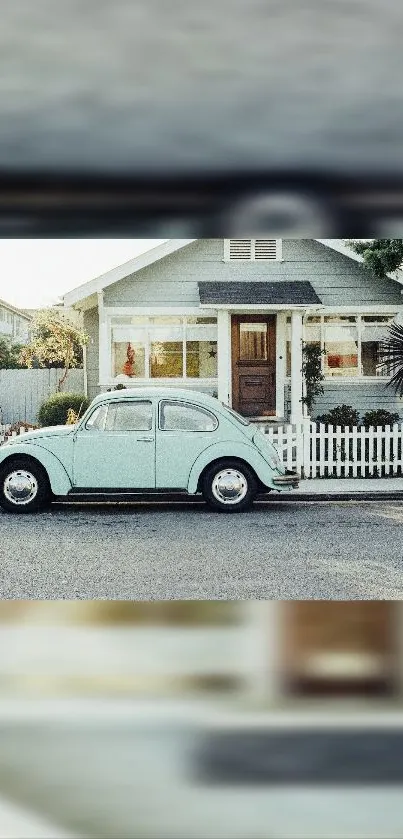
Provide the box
[0,443,72,496]
[187,441,274,494]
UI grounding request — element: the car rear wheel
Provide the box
[0,459,52,514]
[201,460,257,513]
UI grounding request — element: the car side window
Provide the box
[159,400,218,432]
[104,401,153,432]
[85,404,108,431]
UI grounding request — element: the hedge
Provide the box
[38,392,91,427]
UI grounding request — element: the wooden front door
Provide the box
[231,315,276,417]
[282,602,397,697]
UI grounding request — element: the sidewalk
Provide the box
[269,477,403,502]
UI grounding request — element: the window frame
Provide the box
[108,312,218,385]
[286,313,397,381]
[84,400,154,433]
[84,403,108,432]
[158,399,219,433]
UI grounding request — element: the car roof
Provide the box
[90,387,220,408]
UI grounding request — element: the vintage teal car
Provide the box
[0,388,299,514]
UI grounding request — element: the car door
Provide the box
[73,399,156,489]
[156,399,219,489]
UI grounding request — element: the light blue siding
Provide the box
[83,307,99,399]
[104,239,403,308]
[313,382,403,422]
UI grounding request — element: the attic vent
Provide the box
[225,239,281,261]
[255,239,278,260]
[228,240,253,260]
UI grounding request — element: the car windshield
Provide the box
[222,403,251,426]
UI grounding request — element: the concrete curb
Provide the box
[258,492,403,503]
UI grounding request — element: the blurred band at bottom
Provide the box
[0,601,402,838]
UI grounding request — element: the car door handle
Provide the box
[137,436,154,442]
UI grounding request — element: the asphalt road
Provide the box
[1,499,403,599]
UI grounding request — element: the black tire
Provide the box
[201,459,257,513]
[0,458,52,514]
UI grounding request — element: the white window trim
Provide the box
[107,310,219,385]
[105,306,215,317]
[223,239,282,262]
[293,311,398,382]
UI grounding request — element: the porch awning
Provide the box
[198,281,322,306]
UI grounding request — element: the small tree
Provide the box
[0,337,26,369]
[301,343,325,415]
[19,309,88,391]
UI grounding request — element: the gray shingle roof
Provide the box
[198,281,322,306]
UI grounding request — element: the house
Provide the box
[0,298,31,344]
[63,239,403,423]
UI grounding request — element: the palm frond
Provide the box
[378,321,403,396]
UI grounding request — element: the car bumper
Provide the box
[272,470,300,489]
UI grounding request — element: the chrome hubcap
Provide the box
[212,468,248,505]
[3,470,38,506]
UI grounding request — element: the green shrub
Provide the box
[38,392,91,427]
[315,404,360,428]
[362,409,400,428]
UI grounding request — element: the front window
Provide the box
[159,400,218,432]
[323,316,359,378]
[111,316,218,381]
[286,314,395,378]
[85,404,108,431]
[85,401,153,432]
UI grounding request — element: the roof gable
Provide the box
[63,239,403,307]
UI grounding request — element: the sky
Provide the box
[0,240,165,310]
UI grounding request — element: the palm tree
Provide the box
[379,321,403,396]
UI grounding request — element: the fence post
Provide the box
[295,422,304,477]
[393,423,400,475]
[302,418,312,479]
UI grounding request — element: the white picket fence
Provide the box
[266,421,403,478]
[2,422,403,480]
[0,426,28,445]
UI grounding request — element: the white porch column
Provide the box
[98,291,109,389]
[276,312,287,419]
[290,310,303,424]
[217,310,232,405]
[240,601,283,705]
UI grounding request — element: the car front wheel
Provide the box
[201,460,257,513]
[0,459,52,513]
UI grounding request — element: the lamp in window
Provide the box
[122,342,135,377]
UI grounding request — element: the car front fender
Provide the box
[187,441,275,494]
[0,443,72,496]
